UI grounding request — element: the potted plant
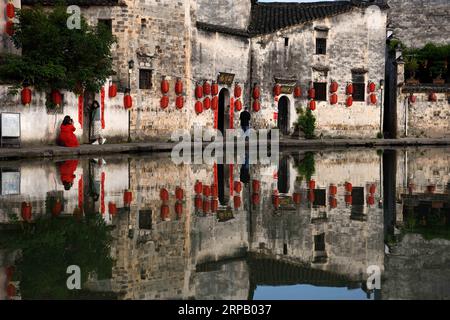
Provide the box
[431,60,446,84]
[405,56,420,85]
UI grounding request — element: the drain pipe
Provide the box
[404,97,408,137]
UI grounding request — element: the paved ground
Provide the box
[0,138,449,160]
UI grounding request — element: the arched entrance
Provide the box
[277,96,290,135]
[218,88,230,136]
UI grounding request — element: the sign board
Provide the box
[1,113,20,137]
[274,77,297,95]
[217,73,235,86]
[1,169,21,195]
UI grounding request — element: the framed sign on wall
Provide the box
[0,112,21,148]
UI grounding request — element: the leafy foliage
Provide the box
[296,152,315,182]
[296,108,316,139]
[0,5,115,92]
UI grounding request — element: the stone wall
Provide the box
[250,6,387,138]
[195,0,251,31]
[0,0,20,55]
[387,0,450,48]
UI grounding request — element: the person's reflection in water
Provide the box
[57,160,79,190]
[89,159,105,204]
[240,151,250,184]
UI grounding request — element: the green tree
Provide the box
[0,5,115,93]
[296,108,316,139]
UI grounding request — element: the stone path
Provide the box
[0,138,449,160]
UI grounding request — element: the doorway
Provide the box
[277,96,290,135]
[218,89,230,136]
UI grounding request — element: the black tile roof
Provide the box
[196,22,250,38]
[21,0,120,6]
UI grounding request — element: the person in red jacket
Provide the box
[57,116,79,147]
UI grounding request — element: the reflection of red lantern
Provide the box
[252,100,261,112]
[51,89,62,106]
[21,87,32,106]
[345,194,353,205]
[211,184,218,198]
[124,190,133,206]
[234,196,241,209]
[329,197,337,208]
[175,202,183,218]
[292,192,301,205]
[369,184,376,194]
[195,101,203,114]
[6,3,15,19]
[5,20,14,36]
[252,193,260,205]
[160,205,170,221]
[308,190,315,203]
[6,284,16,298]
[203,81,211,96]
[108,202,117,216]
[211,199,218,212]
[160,188,169,201]
[252,180,260,193]
[203,185,211,197]
[194,181,202,194]
[234,181,242,193]
[272,195,280,208]
[203,200,210,213]
[175,78,183,95]
[345,182,353,193]
[203,97,211,110]
[234,99,242,111]
[211,96,219,110]
[367,195,375,206]
[160,95,169,109]
[108,83,117,98]
[194,196,203,210]
[6,266,15,281]
[309,180,316,190]
[176,96,184,109]
[329,184,337,196]
[175,187,184,200]
[52,200,62,217]
[21,202,32,222]
[211,82,219,96]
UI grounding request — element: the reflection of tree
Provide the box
[0,215,113,299]
[295,152,315,183]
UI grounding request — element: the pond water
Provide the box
[0,147,449,300]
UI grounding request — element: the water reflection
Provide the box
[0,148,449,300]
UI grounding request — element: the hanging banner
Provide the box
[78,95,83,128]
[101,172,105,214]
[229,97,234,130]
[100,87,105,129]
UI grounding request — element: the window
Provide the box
[139,210,152,230]
[313,189,326,207]
[313,82,327,101]
[314,233,326,252]
[98,19,112,35]
[139,69,152,90]
[352,73,365,101]
[316,38,327,55]
[284,37,289,47]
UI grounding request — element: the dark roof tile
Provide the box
[21,0,120,6]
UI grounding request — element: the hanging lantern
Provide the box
[253,85,261,100]
[211,184,218,198]
[124,93,133,109]
[6,3,15,19]
[203,81,211,96]
[294,85,302,98]
[346,96,353,107]
[160,95,169,109]
[330,81,338,93]
[108,83,117,98]
[108,202,118,216]
[203,185,211,197]
[429,92,437,102]
[409,94,416,104]
[309,100,316,111]
[195,84,203,99]
[252,180,260,193]
[51,199,62,217]
[5,20,14,36]
[175,78,183,95]
[234,196,241,209]
[234,181,242,193]
[292,192,301,205]
[6,284,16,298]
[346,83,354,95]
[211,96,219,110]
[308,87,316,99]
[367,195,375,206]
[308,190,315,203]
[234,83,242,98]
[234,99,242,111]
[51,89,62,106]
[273,84,282,96]
[345,194,353,205]
[211,81,219,96]
[368,81,376,93]
[194,196,203,210]
[329,184,337,196]
[369,184,376,194]
[203,96,211,110]
[252,193,260,205]
[252,100,261,112]
[21,87,32,106]
[21,202,32,222]
[160,188,169,201]
[203,199,210,213]
[330,93,338,105]
[194,181,203,194]
[123,190,133,206]
[176,96,184,109]
[272,194,280,209]
[345,182,353,193]
[370,93,377,105]
[309,180,316,190]
[161,78,169,94]
[175,202,183,218]
[329,197,337,209]
[175,187,184,200]
[211,199,218,212]
[195,100,203,114]
[160,205,170,221]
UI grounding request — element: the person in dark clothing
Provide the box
[239,107,251,134]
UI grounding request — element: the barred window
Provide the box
[352,73,365,101]
[313,82,327,101]
[139,69,152,90]
[316,38,327,55]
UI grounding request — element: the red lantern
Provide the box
[309,100,316,111]
[124,94,133,109]
[234,83,242,98]
[253,85,261,100]
[203,199,210,213]
[176,96,184,109]
[252,180,260,193]
[330,93,338,105]
[160,95,169,109]
[6,266,15,281]
[124,190,133,206]
[6,3,15,19]
[429,92,437,102]
[369,184,376,194]
[195,100,203,114]
[175,187,184,200]
[367,195,375,206]
[5,20,14,36]
[211,184,218,198]
[52,200,62,217]
[234,99,242,111]
[234,196,241,209]
[194,196,203,209]
[252,193,260,205]
[234,181,242,193]
[252,100,261,112]
[161,78,169,94]
[345,182,353,193]
[309,180,316,190]
[194,181,203,194]
[329,184,337,196]
[346,83,354,95]
[346,96,353,107]
[6,284,16,298]
[21,87,32,106]
[203,185,211,197]
[308,190,315,203]
[108,202,117,216]
[409,94,416,104]
[211,82,219,96]
[211,96,219,110]
[370,93,377,105]
[292,192,301,205]
[308,87,316,99]
[175,202,183,217]
[368,81,376,93]
[345,194,353,205]
[175,78,183,95]
[273,84,281,96]
[330,81,338,93]
[51,89,62,106]
[211,199,218,212]
[203,81,211,95]
[294,85,302,98]
[195,84,203,99]
[160,205,170,221]
[203,96,211,110]
[108,83,117,98]
[21,202,32,222]
[272,194,280,208]
[160,188,169,201]
[329,197,337,209]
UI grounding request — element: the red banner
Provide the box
[229,97,234,129]
[100,87,105,129]
[101,172,105,214]
[78,95,83,128]
[78,175,83,213]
